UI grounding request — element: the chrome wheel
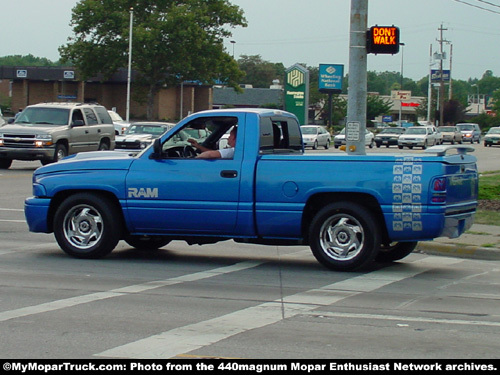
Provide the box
[319,214,364,262]
[309,202,380,271]
[62,204,103,250]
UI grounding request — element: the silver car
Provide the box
[301,125,331,149]
[438,126,463,144]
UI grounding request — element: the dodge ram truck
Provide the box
[24,108,478,271]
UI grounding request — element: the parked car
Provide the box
[114,122,174,154]
[397,126,438,149]
[438,126,463,144]
[456,123,481,143]
[108,110,130,135]
[483,127,500,147]
[374,127,405,148]
[301,125,331,149]
[334,128,374,148]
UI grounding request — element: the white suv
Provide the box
[0,102,115,169]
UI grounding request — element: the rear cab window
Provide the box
[259,117,303,154]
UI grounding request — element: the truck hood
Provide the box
[34,151,135,176]
[0,123,68,134]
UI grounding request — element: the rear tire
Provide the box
[376,241,418,262]
[53,193,122,258]
[308,202,380,271]
[125,235,171,250]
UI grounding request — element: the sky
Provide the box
[2,0,500,82]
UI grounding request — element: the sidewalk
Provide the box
[416,223,500,261]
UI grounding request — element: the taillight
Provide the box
[433,177,446,191]
[431,177,447,203]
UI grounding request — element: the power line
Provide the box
[452,0,500,14]
[476,0,500,9]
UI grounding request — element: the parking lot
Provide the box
[1,143,500,359]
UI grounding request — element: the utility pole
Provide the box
[346,0,368,155]
[437,23,448,126]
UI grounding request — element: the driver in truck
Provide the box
[188,126,237,159]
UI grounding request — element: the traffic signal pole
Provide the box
[346,0,368,155]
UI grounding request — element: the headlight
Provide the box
[34,134,53,147]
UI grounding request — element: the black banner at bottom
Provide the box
[2,359,498,374]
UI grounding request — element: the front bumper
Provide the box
[24,197,51,233]
[0,146,55,161]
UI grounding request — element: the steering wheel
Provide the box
[182,145,198,158]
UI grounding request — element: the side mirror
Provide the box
[8,118,15,124]
[150,138,162,159]
[71,120,85,127]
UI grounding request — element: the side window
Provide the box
[259,117,302,153]
[94,107,113,124]
[160,116,237,158]
[72,109,85,124]
[83,108,98,125]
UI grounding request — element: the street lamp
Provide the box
[399,42,405,123]
[126,7,133,122]
[230,40,236,58]
[471,84,480,115]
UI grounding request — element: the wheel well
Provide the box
[99,137,111,148]
[301,192,388,244]
[46,190,124,233]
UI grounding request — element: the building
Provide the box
[212,85,283,109]
[0,66,212,120]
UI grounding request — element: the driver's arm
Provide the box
[187,138,211,153]
[197,150,222,159]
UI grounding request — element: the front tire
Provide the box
[308,202,380,271]
[376,241,418,262]
[0,158,12,169]
[53,193,122,258]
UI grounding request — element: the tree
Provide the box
[237,55,285,88]
[59,0,247,119]
[366,94,392,126]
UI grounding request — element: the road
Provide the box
[1,144,499,359]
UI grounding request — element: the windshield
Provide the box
[406,128,426,135]
[301,127,318,135]
[487,128,500,134]
[125,124,170,136]
[380,128,404,134]
[457,124,474,131]
[15,108,70,126]
[439,126,456,132]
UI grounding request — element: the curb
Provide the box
[416,242,500,261]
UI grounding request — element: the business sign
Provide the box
[16,70,27,78]
[318,64,344,93]
[391,90,411,100]
[64,71,75,79]
[430,69,451,82]
[285,64,309,125]
[366,26,400,54]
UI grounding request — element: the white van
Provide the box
[456,123,481,143]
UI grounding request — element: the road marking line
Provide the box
[0,208,24,212]
[302,311,500,328]
[0,261,262,323]
[0,219,25,223]
[97,257,456,359]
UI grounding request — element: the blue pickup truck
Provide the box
[24,109,478,271]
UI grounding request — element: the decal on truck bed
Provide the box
[392,156,423,232]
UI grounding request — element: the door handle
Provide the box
[220,170,238,178]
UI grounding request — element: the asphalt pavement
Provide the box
[417,223,500,261]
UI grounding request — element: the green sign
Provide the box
[284,64,309,125]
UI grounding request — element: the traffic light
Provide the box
[366,26,400,54]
